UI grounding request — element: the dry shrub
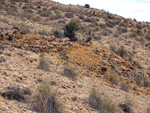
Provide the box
[37,53,51,72]
[89,88,118,113]
[34,80,61,113]
[108,75,119,85]
[63,65,77,80]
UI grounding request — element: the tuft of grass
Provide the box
[89,88,102,110]
[34,80,61,113]
[37,53,51,72]
[108,75,119,85]
[63,65,77,80]
[89,88,118,113]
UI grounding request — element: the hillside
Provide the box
[0,0,150,113]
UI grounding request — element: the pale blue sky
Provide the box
[53,0,150,22]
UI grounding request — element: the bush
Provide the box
[63,65,77,80]
[37,53,51,72]
[34,80,61,113]
[117,46,128,58]
[89,88,117,112]
[84,4,90,8]
[64,19,80,41]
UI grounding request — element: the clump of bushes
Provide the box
[89,88,118,113]
[64,19,80,41]
[34,80,61,113]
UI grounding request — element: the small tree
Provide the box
[64,19,80,41]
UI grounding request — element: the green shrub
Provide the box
[64,19,80,41]
[34,80,61,113]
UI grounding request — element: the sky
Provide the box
[52,0,150,22]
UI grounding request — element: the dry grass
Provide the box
[34,80,61,113]
[108,75,119,85]
[63,65,77,80]
[37,53,51,72]
[89,88,118,113]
